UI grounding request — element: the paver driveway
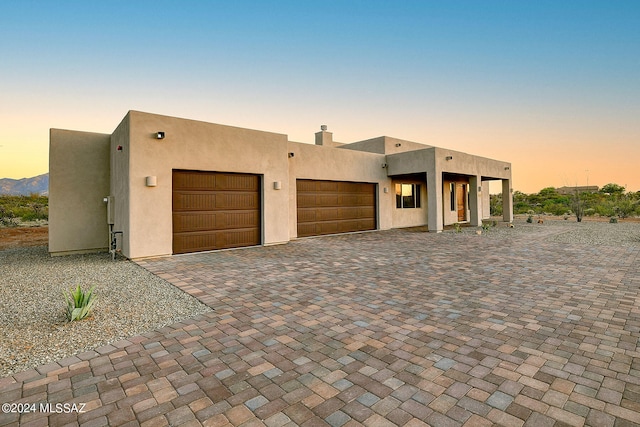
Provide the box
[2,228,639,426]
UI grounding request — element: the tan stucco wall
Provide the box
[338,137,386,154]
[49,129,110,255]
[339,136,432,155]
[50,111,513,256]
[110,114,131,256]
[482,181,491,218]
[391,178,428,228]
[433,147,512,181]
[386,147,512,231]
[122,111,290,259]
[287,141,392,238]
[442,179,469,226]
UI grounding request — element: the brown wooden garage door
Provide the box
[173,170,261,254]
[297,179,376,238]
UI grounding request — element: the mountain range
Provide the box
[0,173,49,196]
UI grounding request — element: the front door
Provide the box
[457,183,466,221]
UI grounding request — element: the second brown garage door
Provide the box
[173,170,261,254]
[297,179,376,238]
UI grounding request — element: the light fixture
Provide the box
[273,181,282,190]
[504,166,510,170]
[395,143,402,147]
[145,176,157,187]
[382,163,388,168]
[320,125,327,131]
[478,186,482,192]
[445,156,453,161]
[288,152,295,158]
[156,131,165,139]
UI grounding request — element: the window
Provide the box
[450,183,455,211]
[395,183,421,208]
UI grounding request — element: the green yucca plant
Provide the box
[64,285,97,321]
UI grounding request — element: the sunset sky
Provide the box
[1,1,638,193]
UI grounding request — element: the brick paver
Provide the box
[2,228,639,426]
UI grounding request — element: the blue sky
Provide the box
[1,1,639,192]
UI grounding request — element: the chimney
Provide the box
[315,125,333,146]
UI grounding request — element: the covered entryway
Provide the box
[172,170,261,254]
[296,179,376,237]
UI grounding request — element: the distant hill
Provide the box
[0,173,49,196]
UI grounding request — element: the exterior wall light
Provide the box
[145,176,157,187]
[288,152,295,158]
[273,181,282,190]
[478,186,482,192]
[395,143,402,147]
[445,156,453,161]
[156,131,165,139]
[382,163,388,168]
[504,166,510,170]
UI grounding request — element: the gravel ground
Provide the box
[447,217,640,246]
[0,247,212,378]
[1,218,638,378]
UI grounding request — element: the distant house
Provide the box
[49,111,513,259]
[556,186,599,195]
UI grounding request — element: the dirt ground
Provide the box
[0,226,48,250]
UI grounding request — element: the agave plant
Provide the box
[64,285,97,321]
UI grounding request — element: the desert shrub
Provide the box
[543,202,570,216]
[0,206,18,226]
[64,286,97,321]
[614,198,637,219]
[0,195,48,222]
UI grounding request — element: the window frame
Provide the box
[450,183,456,211]
[395,183,421,209]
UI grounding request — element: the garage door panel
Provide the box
[173,211,260,233]
[173,228,259,253]
[214,193,260,210]
[296,179,376,238]
[173,192,259,212]
[173,232,218,254]
[214,174,260,191]
[174,171,259,192]
[298,206,374,223]
[173,170,261,254]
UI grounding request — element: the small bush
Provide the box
[454,223,462,233]
[0,206,18,227]
[526,215,533,223]
[609,217,618,223]
[64,285,97,321]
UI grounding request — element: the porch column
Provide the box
[427,171,443,232]
[469,175,482,226]
[502,179,513,222]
